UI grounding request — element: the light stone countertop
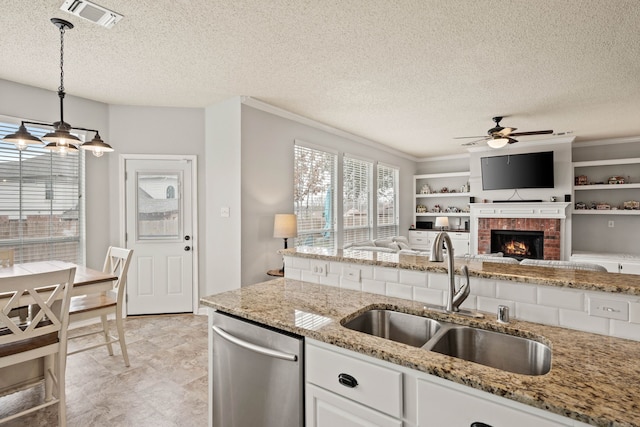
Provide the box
[281,247,640,296]
[201,278,640,427]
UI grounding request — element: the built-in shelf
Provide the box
[572,210,640,215]
[415,212,469,217]
[574,183,640,190]
[413,171,471,228]
[415,192,471,198]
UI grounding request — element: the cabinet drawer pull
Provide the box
[470,423,492,427]
[338,373,358,388]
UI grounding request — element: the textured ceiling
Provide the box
[1,0,639,158]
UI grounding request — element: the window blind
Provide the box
[0,122,84,264]
[293,144,336,249]
[343,157,372,246]
[376,164,399,239]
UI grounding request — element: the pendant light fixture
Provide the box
[2,18,113,157]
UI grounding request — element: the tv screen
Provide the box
[481,151,554,190]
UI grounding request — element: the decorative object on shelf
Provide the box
[273,214,297,273]
[575,175,588,185]
[1,18,113,157]
[596,203,611,210]
[435,216,449,230]
[608,176,626,184]
[575,202,587,210]
[420,184,431,194]
[439,187,449,193]
[432,204,441,213]
[416,204,427,213]
[624,200,640,210]
[445,206,460,213]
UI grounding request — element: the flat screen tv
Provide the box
[481,151,554,190]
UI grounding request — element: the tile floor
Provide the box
[0,314,209,426]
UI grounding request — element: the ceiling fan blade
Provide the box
[509,130,553,137]
[507,137,518,144]
[454,135,486,139]
[496,127,516,137]
[460,138,487,146]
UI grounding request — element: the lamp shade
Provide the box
[435,216,449,229]
[274,214,298,238]
[487,137,509,149]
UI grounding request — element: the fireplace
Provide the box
[491,230,544,260]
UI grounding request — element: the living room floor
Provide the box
[0,314,208,426]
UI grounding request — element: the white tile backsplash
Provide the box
[538,287,585,311]
[496,282,537,303]
[374,267,399,282]
[362,278,386,295]
[284,255,640,341]
[386,282,413,300]
[516,302,559,325]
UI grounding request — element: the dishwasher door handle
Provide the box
[212,325,298,362]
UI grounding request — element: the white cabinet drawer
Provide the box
[409,230,433,249]
[306,343,403,418]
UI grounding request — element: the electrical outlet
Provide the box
[220,206,230,217]
[588,297,628,321]
[608,220,614,228]
[342,267,361,282]
[310,261,327,276]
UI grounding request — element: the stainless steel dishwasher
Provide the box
[211,311,304,427]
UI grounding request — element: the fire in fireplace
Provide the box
[491,230,544,260]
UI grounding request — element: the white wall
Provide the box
[240,104,416,286]
[0,79,110,269]
[108,105,206,297]
[204,97,242,296]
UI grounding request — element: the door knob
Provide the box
[184,246,191,251]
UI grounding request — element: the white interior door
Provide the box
[125,158,194,314]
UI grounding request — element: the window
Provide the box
[376,163,399,238]
[293,144,336,249]
[0,121,84,264]
[343,156,372,246]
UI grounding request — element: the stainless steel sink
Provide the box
[342,309,442,347]
[426,326,551,376]
[342,309,552,376]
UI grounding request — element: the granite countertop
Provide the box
[201,279,640,427]
[282,247,640,296]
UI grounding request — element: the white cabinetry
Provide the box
[413,172,471,230]
[571,254,640,274]
[306,339,585,427]
[305,341,403,427]
[408,230,470,255]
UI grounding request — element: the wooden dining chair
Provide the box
[0,267,76,426]
[68,247,133,367]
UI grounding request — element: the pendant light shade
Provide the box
[80,132,114,157]
[0,18,113,156]
[2,123,43,151]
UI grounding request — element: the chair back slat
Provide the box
[102,246,133,301]
[0,268,76,346]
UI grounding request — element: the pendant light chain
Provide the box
[59,24,65,93]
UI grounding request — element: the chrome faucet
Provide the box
[429,231,470,312]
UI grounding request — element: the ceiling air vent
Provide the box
[60,0,123,29]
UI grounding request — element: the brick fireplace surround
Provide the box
[477,217,561,260]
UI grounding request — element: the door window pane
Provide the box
[136,172,181,240]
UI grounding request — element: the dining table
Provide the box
[0,260,117,396]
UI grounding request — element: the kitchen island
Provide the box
[202,278,640,427]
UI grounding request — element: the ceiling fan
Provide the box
[456,116,553,148]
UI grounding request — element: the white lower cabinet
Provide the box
[306,384,402,427]
[306,339,588,427]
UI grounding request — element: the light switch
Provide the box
[220,206,230,217]
[588,297,629,321]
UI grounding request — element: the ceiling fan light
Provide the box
[487,138,509,149]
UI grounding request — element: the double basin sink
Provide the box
[342,309,551,376]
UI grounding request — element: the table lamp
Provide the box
[435,216,449,231]
[274,214,298,273]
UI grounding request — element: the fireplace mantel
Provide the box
[471,202,570,219]
[470,202,571,259]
